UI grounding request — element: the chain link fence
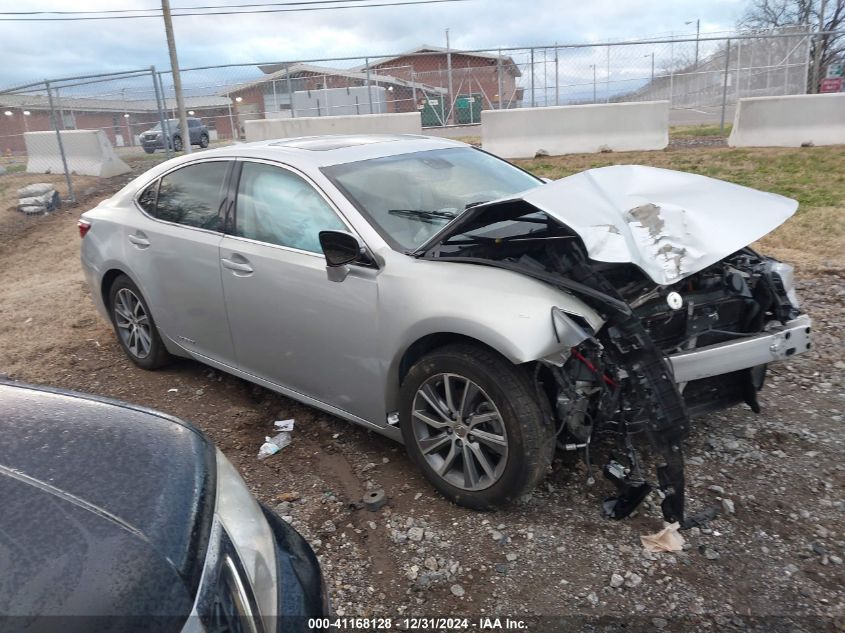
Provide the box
[0,27,832,207]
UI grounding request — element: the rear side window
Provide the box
[137,181,158,215]
[154,161,228,230]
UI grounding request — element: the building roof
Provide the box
[355,45,522,77]
[0,93,230,113]
[222,62,447,97]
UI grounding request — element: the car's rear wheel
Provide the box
[143,147,155,154]
[108,275,170,370]
[172,135,183,151]
[199,133,209,148]
[398,344,554,510]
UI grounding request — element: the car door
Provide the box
[126,159,237,366]
[219,159,383,423]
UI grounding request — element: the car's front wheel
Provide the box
[108,275,170,370]
[399,344,554,510]
[143,147,155,154]
[172,135,183,151]
[199,133,209,148]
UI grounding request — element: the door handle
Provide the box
[128,233,150,248]
[221,257,254,274]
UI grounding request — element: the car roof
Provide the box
[194,134,469,168]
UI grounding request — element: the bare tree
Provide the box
[740,0,845,90]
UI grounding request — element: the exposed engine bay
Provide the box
[420,199,807,527]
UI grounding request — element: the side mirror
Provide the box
[319,230,367,282]
[319,230,363,267]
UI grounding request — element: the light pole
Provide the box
[644,52,655,83]
[686,19,700,68]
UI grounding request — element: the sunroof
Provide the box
[270,135,398,151]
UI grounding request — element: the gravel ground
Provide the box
[0,168,843,632]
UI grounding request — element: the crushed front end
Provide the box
[417,169,811,526]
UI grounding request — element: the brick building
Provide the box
[0,93,232,154]
[360,45,524,111]
[223,62,447,127]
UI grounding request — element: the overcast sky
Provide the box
[0,0,750,88]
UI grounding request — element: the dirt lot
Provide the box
[1,146,843,632]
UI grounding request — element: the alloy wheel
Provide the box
[113,288,152,359]
[411,373,508,491]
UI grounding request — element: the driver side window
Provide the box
[235,162,345,253]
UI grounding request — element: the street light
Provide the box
[22,110,30,116]
[188,110,195,115]
[644,52,655,83]
[235,96,243,103]
[3,111,12,116]
[685,19,700,68]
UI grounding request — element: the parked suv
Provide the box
[140,117,209,153]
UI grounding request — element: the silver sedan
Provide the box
[80,135,810,520]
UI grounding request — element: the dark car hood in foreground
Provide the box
[0,382,216,627]
[418,165,798,285]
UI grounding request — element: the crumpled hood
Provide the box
[433,165,798,285]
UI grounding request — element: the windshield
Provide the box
[323,147,542,251]
[150,119,179,131]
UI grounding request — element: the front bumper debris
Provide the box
[669,314,811,383]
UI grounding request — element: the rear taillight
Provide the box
[78,218,92,238]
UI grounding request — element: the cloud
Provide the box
[0,0,746,90]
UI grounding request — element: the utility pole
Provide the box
[810,0,828,93]
[161,0,191,153]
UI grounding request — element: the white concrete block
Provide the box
[728,93,845,147]
[244,112,422,142]
[481,101,669,159]
[25,129,131,178]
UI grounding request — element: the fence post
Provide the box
[530,47,535,107]
[286,69,295,118]
[365,57,373,114]
[735,39,742,100]
[554,43,559,106]
[497,49,503,110]
[720,39,732,134]
[446,31,454,124]
[605,44,610,103]
[151,66,172,159]
[45,80,75,204]
[669,36,675,108]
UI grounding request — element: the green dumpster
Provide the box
[455,93,483,124]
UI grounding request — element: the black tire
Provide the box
[172,135,183,152]
[199,133,209,148]
[398,344,554,510]
[143,147,155,154]
[107,274,171,370]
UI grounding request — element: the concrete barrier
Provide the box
[244,112,422,142]
[481,101,669,159]
[728,93,845,147]
[25,129,131,178]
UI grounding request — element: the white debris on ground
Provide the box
[257,419,295,460]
